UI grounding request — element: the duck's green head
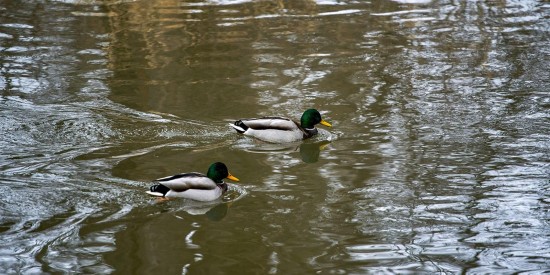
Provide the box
[207,162,240,183]
[300,109,332,129]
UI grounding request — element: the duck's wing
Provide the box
[240,117,299,131]
[155,172,217,191]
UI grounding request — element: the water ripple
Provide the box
[1,0,549,273]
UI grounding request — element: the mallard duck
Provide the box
[146,162,239,202]
[230,109,332,143]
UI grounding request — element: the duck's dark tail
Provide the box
[147,183,170,197]
[230,120,248,133]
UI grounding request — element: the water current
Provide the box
[0,0,549,274]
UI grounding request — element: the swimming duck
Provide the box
[230,109,332,143]
[146,162,239,202]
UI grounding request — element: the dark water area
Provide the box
[0,0,549,274]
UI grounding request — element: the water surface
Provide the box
[0,0,549,274]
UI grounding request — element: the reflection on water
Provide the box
[232,135,333,163]
[0,0,549,273]
[150,199,232,221]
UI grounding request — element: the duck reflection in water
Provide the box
[181,201,231,222]
[150,197,237,221]
[299,140,331,163]
[236,139,332,163]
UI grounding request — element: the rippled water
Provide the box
[1,0,549,273]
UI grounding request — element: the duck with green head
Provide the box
[146,162,239,201]
[230,109,332,143]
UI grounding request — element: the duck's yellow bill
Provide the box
[320,120,332,127]
[227,173,240,182]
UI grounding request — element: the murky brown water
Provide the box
[1,0,549,274]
